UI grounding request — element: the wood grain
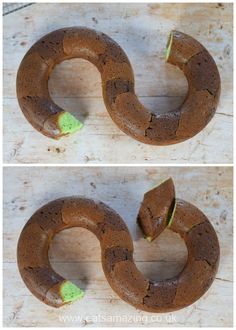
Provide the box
[3,167,233,326]
[3,3,233,164]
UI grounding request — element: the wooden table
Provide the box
[3,167,233,326]
[3,3,233,164]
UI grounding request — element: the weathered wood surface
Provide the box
[3,167,233,326]
[3,3,233,164]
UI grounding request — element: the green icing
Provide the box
[60,281,84,303]
[164,32,173,61]
[145,236,153,242]
[58,112,83,135]
[167,200,177,228]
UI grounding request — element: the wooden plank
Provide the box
[3,3,233,164]
[3,167,233,326]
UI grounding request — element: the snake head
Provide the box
[137,178,175,241]
[165,30,204,69]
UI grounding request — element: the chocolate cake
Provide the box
[16,28,220,145]
[17,178,220,311]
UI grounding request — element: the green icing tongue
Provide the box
[144,236,153,242]
[58,112,83,135]
[164,32,173,61]
[167,200,177,228]
[60,280,84,303]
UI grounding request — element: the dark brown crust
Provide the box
[17,179,220,311]
[16,28,220,144]
[137,178,175,239]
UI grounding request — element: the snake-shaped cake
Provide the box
[17,178,220,312]
[16,27,220,145]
